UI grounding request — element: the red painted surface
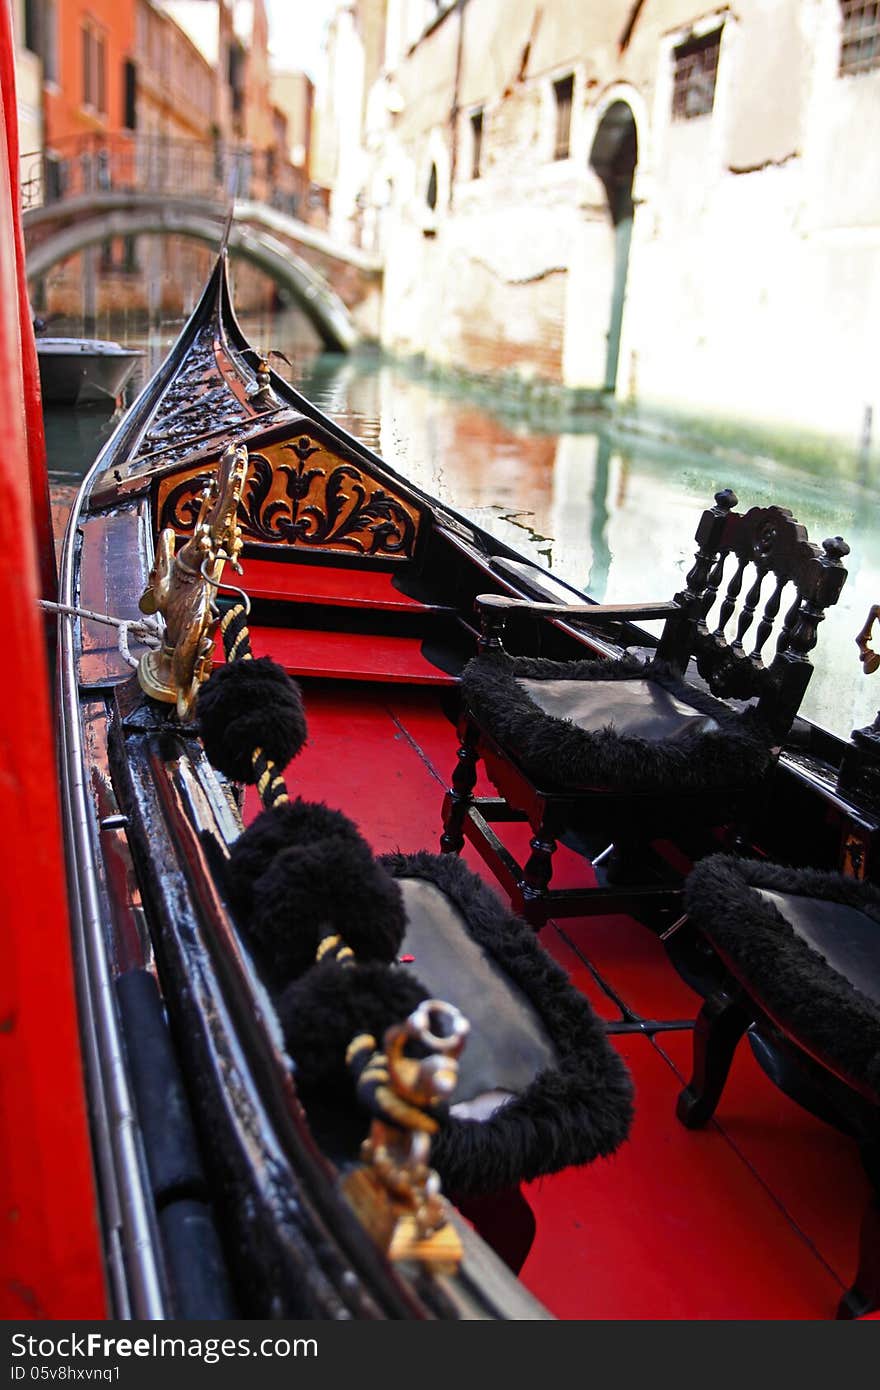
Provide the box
[3,27,54,605]
[657,1029,867,1291]
[538,923,622,1022]
[0,21,105,1318]
[227,624,459,684]
[520,1036,844,1320]
[556,911,703,1022]
[242,558,432,609]
[244,675,866,1319]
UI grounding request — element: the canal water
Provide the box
[45,302,880,747]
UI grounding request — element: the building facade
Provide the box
[31,0,307,318]
[270,68,313,172]
[12,0,45,187]
[313,0,387,243]
[349,0,880,448]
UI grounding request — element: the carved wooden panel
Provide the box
[156,432,421,561]
[137,327,252,463]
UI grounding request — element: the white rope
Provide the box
[40,598,163,669]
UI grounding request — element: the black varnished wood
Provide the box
[440,721,480,853]
[108,682,539,1321]
[839,1141,880,1318]
[109,689,408,1319]
[676,989,752,1129]
[77,500,154,687]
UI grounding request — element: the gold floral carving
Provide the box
[157,433,420,561]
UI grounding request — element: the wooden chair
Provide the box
[440,489,850,926]
[676,853,880,1318]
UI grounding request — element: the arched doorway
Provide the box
[589,101,638,394]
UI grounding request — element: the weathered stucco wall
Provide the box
[363,0,880,447]
[624,0,880,439]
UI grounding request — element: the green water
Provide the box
[45,304,880,746]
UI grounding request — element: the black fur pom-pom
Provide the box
[197,656,307,782]
[277,960,429,1094]
[227,799,368,916]
[247,835,407,990]
[228,802,408,990]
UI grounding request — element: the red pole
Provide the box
[0,3,105,1318]
[1,0,56,604]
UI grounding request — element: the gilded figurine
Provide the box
[343,1000,469,1271]
[138,443,249,719]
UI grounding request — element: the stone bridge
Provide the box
[21,136,382,352]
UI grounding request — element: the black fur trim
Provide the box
[686,855,880,1096]
[243,833,407,992]
[277,960,430,1094]
[379,850,634,1195]
[461,650,773,794]
[197,657,307,782]
[228,799,369,917]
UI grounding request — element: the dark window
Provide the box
[228,41,245,116]
[470,109,483,178]
[44,1,57,82]
[45,154,65,202]
[426,161,438,210]
[839,1,880,75]
[123,59,137,130]
[25,1,57,80]
[553,73,574,159]
[24,0,41,55]
[671,29,722,120]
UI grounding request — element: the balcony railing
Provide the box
[20,130,322,222]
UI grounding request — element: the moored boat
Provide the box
[36,335,143,406]
[46,248,880,1322]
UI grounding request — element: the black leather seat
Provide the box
[366,850,635,1199]
[461,653,770,799]
[395,871,558,1116]
[441,490,850,927]
[677,853,880,1319]
[273,848,634,1274]
[227,800,634,1208]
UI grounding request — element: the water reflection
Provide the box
[42,402,123,483]
[44,304,880,744]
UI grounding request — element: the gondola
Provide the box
[41,244,880,1323]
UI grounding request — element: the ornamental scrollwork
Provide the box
[157,434,420,560]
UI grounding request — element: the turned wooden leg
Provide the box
[440,722,479,854]
[520,810,558,903]
[676,988,751,1129]
[838,1140,880,1319]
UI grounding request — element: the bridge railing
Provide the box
[20,131,326,223]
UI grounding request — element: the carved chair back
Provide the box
[661,489,849,738]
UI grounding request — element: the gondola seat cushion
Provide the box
[685,855,880,1098]
[462,650,773,794]
[360,852,633,1195]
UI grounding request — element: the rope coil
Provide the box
[40,598,162,669]
[218,601,290,809]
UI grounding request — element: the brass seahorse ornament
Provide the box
[343,999,469,1272]
[138,443,249,719]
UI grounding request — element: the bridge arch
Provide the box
[25,202,362,352]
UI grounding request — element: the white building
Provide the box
[338,0,880,453]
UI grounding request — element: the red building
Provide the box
[42,0,136,171]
